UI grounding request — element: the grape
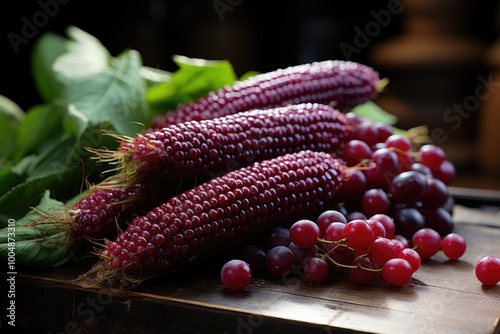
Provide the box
[221,260,252,291]
[324,222,346,242]
[263,226,291,250]
[266,246,296,277]
[326,249,356,272]
[351,121,379,147]
[419,144,446,171]
[385,134,412,152]
[350,257,378,285]
[304,257,330,284]
[364,148,399,188]
[475,256,500,286]
[411,228,442,259]
[421,177,449,209]
[315,210,347,238]
[369,237,399,266]
[390,170,427,203]
[361,188,390,216]
[424,207,454,236]
[346,211,368,221]
[411,163,432,176]
[288,242,316,267]
[375,122,394,142]
[366,219,387,239]
[397,248,421,273]
[370,213,396,239]
[392,207,425,239]
[441,233,466,260]
[238,244,267,274]
[393,235,410,249]
[343,219,375,250]
[289,219,320,249]
[342,140,373,166]
[433,160,456,185]
[382,258,413,287]
[338,169,367,203]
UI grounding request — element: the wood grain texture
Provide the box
[8,205,500,334]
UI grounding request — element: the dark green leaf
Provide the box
[0,190,72,268]
[31,32,69,102]
[0,95,24,165]
[146,55,237,116]
[52,26,111,85]
[63,49,147,137]
[13,104,63,163]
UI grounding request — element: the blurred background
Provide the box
[1,0,499,190]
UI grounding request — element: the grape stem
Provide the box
[315,241,382,273]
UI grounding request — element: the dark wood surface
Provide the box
[7,200,500,334]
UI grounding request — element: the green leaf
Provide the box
[52,26,111,85]
[0,165,23,197]
[63,49,147,137]
[238,70,259,81]
[12,104,63,162]
[140,65,172,89]
[0,96,24,165]
[31,32,69,102]
[0,190,72,268]
[351,101,398,125]
[146,55,237,116]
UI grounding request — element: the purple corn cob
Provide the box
[92,150,344,287]
[149,60,380,129]
[110,103,346,182]
[68,176,178,245]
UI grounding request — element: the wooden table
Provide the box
[8,188,500,334]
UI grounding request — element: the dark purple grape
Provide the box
[424,207,454,236]
[263,226,291,250]
[392,207,425,239]
[421,177,449,209]
[390,171,427,203]
[239,244,268,274]
[337,169,367,203]
[266,246,296,277]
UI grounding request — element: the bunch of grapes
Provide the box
[221,210,467,290]
[220,115,499,290]
[336,113,456,239]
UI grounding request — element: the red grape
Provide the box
[361,188,391,216]
[342,140,373,166]
[343,219,375,250]
[350,257,378,285]
[289,219,320,249]
[475,256,500,286]
[411,228,442,259]
[397,248,421,273]
[221,260,252,291]
[419,144,446,171]
[304,257,330,284]
[441,233,466,260]
[369,237,399,266]
[316,210,347,238]
[370,213,395,238]
[382,258,413,287]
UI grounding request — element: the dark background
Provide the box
[1,0,499,188]
[2,0,495,110]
